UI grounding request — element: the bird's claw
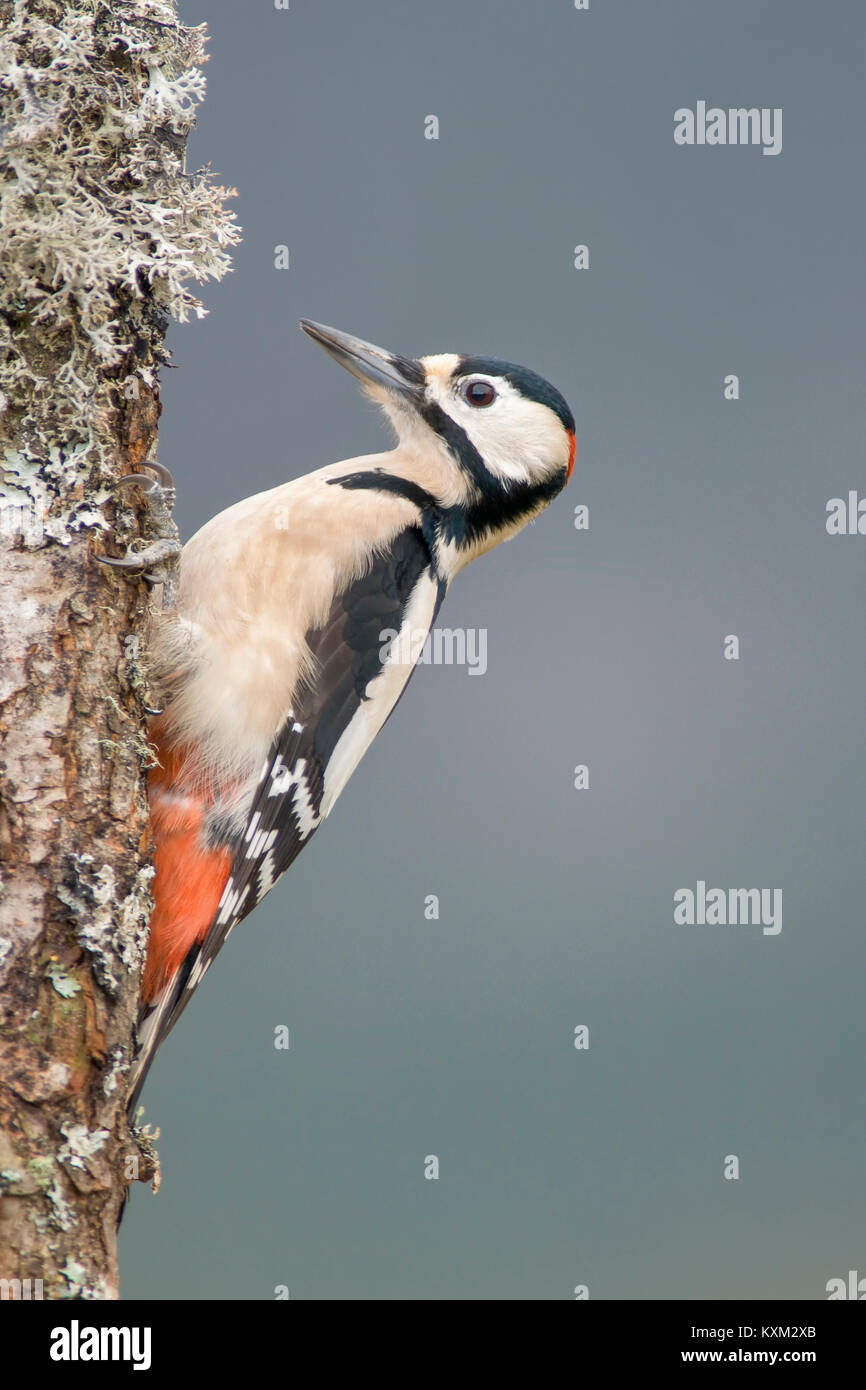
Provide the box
[98,538,181,581]
[98,462,181,603]
[117,461,175,494]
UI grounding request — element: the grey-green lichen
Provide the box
[27,1155,55,1187]
[56,855,155,996]
[0,0,241,537]
[60,1264,111,1299]
[58,1121,109,1171]
[45,961,81,998]
[47,1177,76,1231]
[101,1045,127,1096]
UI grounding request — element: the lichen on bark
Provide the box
[0,0,239,1298]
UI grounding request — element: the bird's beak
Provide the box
[299,319,424,402]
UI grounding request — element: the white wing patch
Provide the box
[321,571,440,815]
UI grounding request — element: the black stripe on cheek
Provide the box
[418,400,567,541]
[418,401,488,483]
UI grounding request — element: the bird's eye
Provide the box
[460,378,497,408]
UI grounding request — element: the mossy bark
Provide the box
[0,0,238,1299]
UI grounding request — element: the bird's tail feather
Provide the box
[126,978,179,1118]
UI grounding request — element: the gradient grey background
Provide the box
[122,0,866,1299]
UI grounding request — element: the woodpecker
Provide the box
[118,321,576,1114]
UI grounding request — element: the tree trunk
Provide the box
[0,0,238,1299]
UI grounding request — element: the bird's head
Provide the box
[299,320,576,507]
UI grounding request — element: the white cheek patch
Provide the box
[423,374,567,486]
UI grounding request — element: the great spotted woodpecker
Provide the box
[115,321,576,1114]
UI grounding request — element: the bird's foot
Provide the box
[98,462,181,605]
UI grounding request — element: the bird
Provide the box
[116,320,576,1115]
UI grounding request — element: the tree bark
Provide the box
[0,0,238,1299]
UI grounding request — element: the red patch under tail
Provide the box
[143,719,232,1002]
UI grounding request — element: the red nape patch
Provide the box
[566,430,577,482]
[142,723,232,1002]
